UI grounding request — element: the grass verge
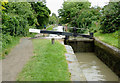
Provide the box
[0,36,21,59]
[46,25,54,31]
[17,39,70,81]
[94,31,120,49]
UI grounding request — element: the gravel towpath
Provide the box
[2,38,33,81]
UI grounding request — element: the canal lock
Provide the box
[64,37,120,81]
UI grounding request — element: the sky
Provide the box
[46,0,110,16]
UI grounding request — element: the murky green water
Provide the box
[75,52,119,81]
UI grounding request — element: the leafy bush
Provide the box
[58,1,101,33]
[100,2,120,33]
[2,2,37,37]
[1,2,51,58]
[46,25,54,31]
[30,2,51,29]
[2,34,15,56]
[89,21,100,33]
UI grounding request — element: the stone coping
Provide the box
[69,38,93,42]
[94,37,120,58]
[64,45,86,81]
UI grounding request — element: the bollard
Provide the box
[73,27,77,38]
[90,33,94,39]
[51,38,55,44]
[64,35,69,44]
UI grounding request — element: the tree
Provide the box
[2,2,37,36]
[31,2,51,29]
[76,7,101,32]
[58,0,103,33]
[58,1,91,33]
[49,13,58,25]
[0,0,8,10]
[100,2,120,33]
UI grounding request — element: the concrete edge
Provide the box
[94,37,120,58]
[64,44,87,81]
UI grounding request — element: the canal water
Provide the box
[45,26,119,81]
[75,52,119,81]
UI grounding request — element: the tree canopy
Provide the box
[58,1,101,33]
[49,13,58,25]
[58,1,119,33]
[0,0,8,10]
[31,2,51,28]
[100,2,120,33]
[2,2,51,36]
[2,2,37,36]
[1,1,51,56]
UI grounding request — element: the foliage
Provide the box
[58,1,90,24]
[1,2,51,58]
[78,7,101,33]
[100,2,120,33]
[30,2,51,29]
[49,13,58,25]
[89,21,100,33]
[58,1,101,33]
[46,25,54,31]
[59,1,119,34]
[0,0,8,10]
[2,2,51,36]
[2,34,20,58]
[2,2,37,36]
[17,39,70,81]
[95,30,120,49]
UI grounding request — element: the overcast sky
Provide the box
[46,0,109,16]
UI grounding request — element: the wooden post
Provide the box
[51,38,55,44]
[64,35,69,44]
[90,33,94,39]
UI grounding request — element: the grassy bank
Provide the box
[0,33,37,59]
[17,39,70,81]
[1,36,21,59]
[46,25,54,30]
[94,31,120,49]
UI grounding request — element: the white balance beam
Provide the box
[29,28,40,33]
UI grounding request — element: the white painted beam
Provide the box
[29,28,40,33]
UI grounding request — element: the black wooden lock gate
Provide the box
[29,27,94,39]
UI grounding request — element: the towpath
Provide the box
[1,38,33,81]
